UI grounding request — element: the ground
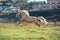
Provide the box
[0,23,60,40]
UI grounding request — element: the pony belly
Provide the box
[22,18,35,23]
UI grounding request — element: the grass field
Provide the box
[0,23,60,40]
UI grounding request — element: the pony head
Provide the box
[16,10,29,17]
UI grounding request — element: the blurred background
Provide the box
[0,0,60,22]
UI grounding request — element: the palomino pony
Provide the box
[16,10,40,26]
[16,10,48,26]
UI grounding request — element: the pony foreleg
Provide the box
[16,21,20,27]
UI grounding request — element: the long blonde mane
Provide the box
[21,10,29,16]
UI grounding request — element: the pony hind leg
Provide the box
[34,20,40,27]
[30,18,40,27]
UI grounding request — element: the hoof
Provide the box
[38,25,40,27]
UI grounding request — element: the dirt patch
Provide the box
[47,22,60,26]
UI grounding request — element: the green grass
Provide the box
[0,23,60,40]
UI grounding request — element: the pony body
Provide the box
[16,10,48,26]
[16,10,40,26]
